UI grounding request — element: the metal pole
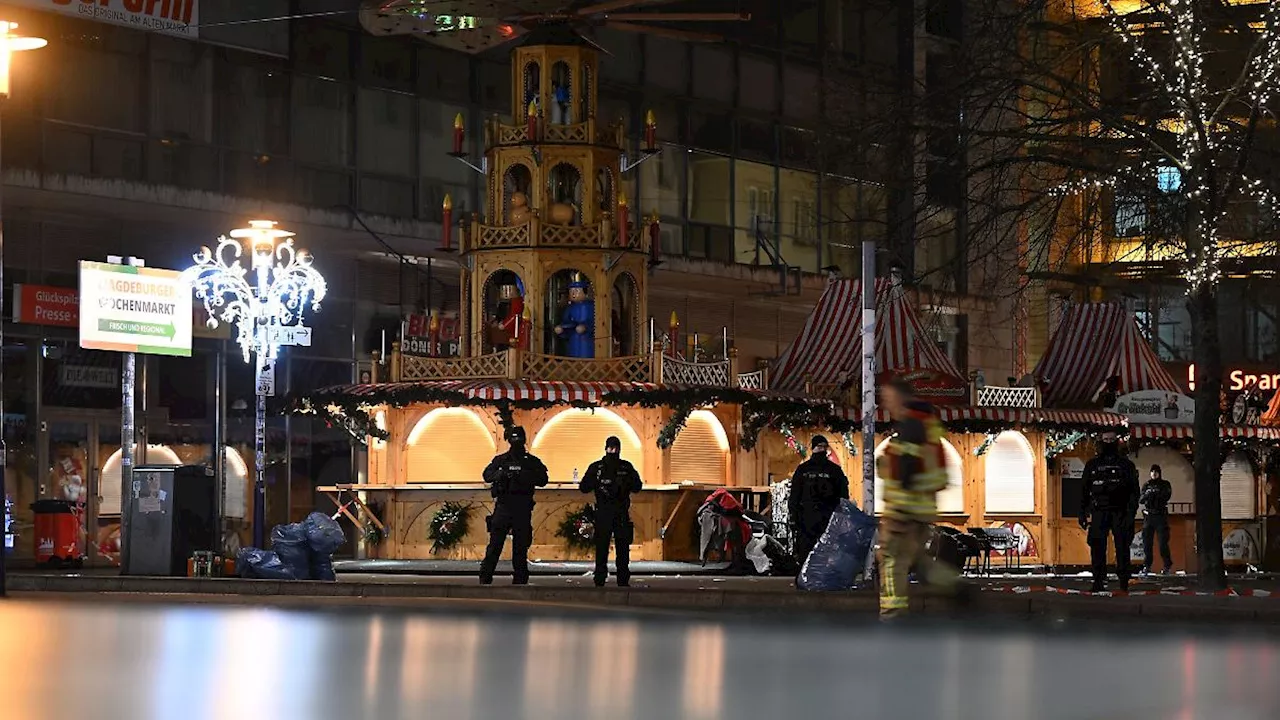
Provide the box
[212,346,225,554]
[861,239,876,512]
[120,352,135,573]
[254,354,266,549]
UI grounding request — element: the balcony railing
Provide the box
[379,344,763,389]
[484,117,625,150]
[466,215,653,253]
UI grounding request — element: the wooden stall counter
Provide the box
[321,482,770,563]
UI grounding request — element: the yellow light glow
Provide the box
[687,410,729,451]
[0,21,46,98]
[229,219,293,259]
[532,408,643,483]
[405,408,496,483]
[372,410,388,448]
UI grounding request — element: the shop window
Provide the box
[874,438,964,514]
[668,410,729,484]
[984,431,1035,514]
[405,408,495,483]
[1221,452,1257,520]
[531,408,642,483]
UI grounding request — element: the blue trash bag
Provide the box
[797,500,878,592]
[271,523,312,580]
[310,555,336,582]
[303,512,346,555]
[236,547,298,580]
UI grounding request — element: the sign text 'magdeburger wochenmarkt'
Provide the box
[12,0,199,39]
[78,260,193,357]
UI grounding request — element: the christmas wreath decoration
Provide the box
[428,501,473,553]
[556,504,596,551]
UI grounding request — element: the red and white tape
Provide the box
[983,584,1274,598]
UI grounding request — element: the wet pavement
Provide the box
[2,597,1279,719]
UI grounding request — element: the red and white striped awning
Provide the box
[770,279,966,398]
[1034,303,1179,407]
[835,405,1127,429]
[340,379,662,404]
[1128,424,1280,441]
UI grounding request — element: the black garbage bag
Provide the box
[236,547,298,580]
[797,500,878,591]
[303,512,346,555]
[271,523,312,580]
[310,555,337,582]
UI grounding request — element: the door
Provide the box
[41,417,121,567]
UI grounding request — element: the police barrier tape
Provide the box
[981,584,1275,598]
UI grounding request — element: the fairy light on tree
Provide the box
[184,220,327,548]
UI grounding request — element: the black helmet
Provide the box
[605,436,621,452]
[810,435,831,451]
[506,426,527,445]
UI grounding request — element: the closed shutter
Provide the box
[531,408,643,483]
[1135,446,1194,513]
[669,410,729,484]
[1221,452,1257,520]
[984,431,1035,514]
[99,445,182,516]
[872,438,964,514]
[406,408,495,483]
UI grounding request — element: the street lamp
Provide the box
[0,21,46,598]
[185,220,327,549]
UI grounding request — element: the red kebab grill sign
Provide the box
[10,0,199,38]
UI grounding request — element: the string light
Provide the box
[1053,2,1280,294]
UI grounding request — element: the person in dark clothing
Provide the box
[788,435,851,570]
[580,436,644,587]
[1079,431,1140,592]
[1140,463,1174,575]
[479,426,549,585]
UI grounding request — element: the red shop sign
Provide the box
[12,284,78,327]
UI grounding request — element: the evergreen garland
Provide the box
[658,403,696,449]
[427,501,473,553]
[556,504,596,551]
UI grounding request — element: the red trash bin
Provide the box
[32,499,84,567]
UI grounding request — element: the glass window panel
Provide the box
[48,42,144,132]
[358,87,416,178]
[216,60,289,155]
[150,39,212,143]
[736,159,782,268]
[292,76,352,167]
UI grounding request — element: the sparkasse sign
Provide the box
[78,261,193,357]
[10,0,199,39]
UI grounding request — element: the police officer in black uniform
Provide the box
[479,426,549,585]
[580,436,643,587]
[1079,431,1140,592]
[788,435,850,568]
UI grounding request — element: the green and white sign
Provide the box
[78,261,193,357]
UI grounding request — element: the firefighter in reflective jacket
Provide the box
[479,426,549,585]
[1079,431,1140,592]
[875,378,959,618]
[788,435,850,569]
[580,436,644,587]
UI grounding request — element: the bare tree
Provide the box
[820,0,1280,589]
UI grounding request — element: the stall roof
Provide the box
[834,405,1127,431]
[1033,303,1179,407]
[1128,424,1280,441]
[770,279,966,398]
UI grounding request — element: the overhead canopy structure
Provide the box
[770,279,967,403]
[1033,303,1179,407]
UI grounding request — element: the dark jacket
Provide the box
[482,449,549,506]
[580,456,643,511]
[1080,448,1140,517]
[1140,477,1173,517]
[788,454,850,532]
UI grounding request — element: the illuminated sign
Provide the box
[430,15,480,32]
[78,261,193,357]
[1187,364,1280,392]
[10,0,199,38]
[1110,390,1194,424]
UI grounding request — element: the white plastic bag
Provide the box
[745,536,771,574]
